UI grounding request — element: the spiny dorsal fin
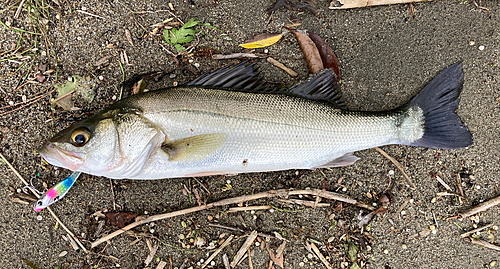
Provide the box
[188,61,344,108]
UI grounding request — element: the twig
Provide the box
[461,223,494,238]
[374,147,416,190]
[201,235,234,269]
[228,205,272,212]
[14,0,26,19]
[91,188,370,247]
[267,57,298,77]
[0,152,88,253]
[230,230,258,268]
[459,194,500,219]
[463,237,500,251]
[212,53,266,60]
[76,10,107,19]
[109,178,116,211]
[309,241,333,269]
[223,254,230,269]
[473,0,489,12]
[435,175,453,192]
[208,223,286,241]
[277,199,330,208]
[0,88,55,117]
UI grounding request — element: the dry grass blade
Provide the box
[0,152,88,253]
[230,230,258,268]
[228,205,272,212]
[374,147,416,190]
[309,241,333,269]
[267,57,298,77]
[212,53,266,60]
[329,0,430,9]
[208,223,286,241]
[277,198,330,208]
[201,235,234,269]
[461,224,494,238]
[459,194,500,219]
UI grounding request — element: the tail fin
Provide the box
[405,63,472,149]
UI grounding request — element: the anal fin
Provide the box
[315,152,359,168]
[161,133,227,162]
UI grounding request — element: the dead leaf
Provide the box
[307,30,340,79]
[266,241,285,268]
[105,212,138,228]
[34,71,46,83]
[125,29,134,46]
[357,206,387,227]
[21,259,38,269]
[240,33,283,49]
[287,28,323,74]
[132,79,147,95]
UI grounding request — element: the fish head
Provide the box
[39,107,165,178]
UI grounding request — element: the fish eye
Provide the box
[70,128,91,147]
[37,201,43,206]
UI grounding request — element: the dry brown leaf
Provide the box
[307,30,340,79]
[106,212,138,228]
[265,241,284,268]
[240,33,283,49]
[287,28,323,74]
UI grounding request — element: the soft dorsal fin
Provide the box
[288,68,345,108]
[188,61,344,108]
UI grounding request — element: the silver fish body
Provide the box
[39,62,472,179]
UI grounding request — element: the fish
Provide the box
[34,171,81,211]
[39,62,472,180]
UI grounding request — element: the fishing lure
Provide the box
[34,171,81,211]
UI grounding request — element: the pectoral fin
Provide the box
[315,152,359,168]
[161,133,227,162]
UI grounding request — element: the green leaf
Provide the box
[174,44,185,51]
[347,242,359,261]
[183,18,200,28]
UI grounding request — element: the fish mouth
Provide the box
[39,142,84,171]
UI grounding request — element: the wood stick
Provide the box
[329,0,430,9]
[230,230,258,268]
[267,57,298,77]
[201,235,234,269]
[461,224,494,238]
[91,188,370,247]
[463,237,500,252]
[310,241,333,269]
[374,147,416,190]
[223,254,230,269]
[0,152,88,253]
[277,198,330,208]
[459,194,500,218]
[228,205,272,212]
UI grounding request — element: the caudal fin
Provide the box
[406,63,472,149]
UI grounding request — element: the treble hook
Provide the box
[22,176,46,196]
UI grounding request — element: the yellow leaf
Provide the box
[239,33,283,49]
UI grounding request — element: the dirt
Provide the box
[1,0,499,268]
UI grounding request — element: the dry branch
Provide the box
[459,194,500,218]
[464,237,500,252]
[309,241,333,269]
[92,188,370,247]
[228,205,272,212]
[329,0,430,9]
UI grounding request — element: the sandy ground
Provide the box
[0,0,499,268]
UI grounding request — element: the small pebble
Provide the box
[36,216,42,221]
[295,171,299,175]
[366,192,372,199]
[478,45,485,51]
[409,199,414,203]
[98,75,104,80]
[144,211,148,215]
[307,253,313,259]
[493,226,498,231]
[58,251,68,257]
[8,101,14,105]
[401,244,407,250]
[469,41,475,46]
[207,215,213,221]
[476,185,481,189]
[269,208,274,213]
[383,249,389,254]
[188,59,194,63]
[250,210,255,214]
[178,234,185,240]
[115,264,120,268]
[169,74,176,79]
[342,187,347,192]
[200,259,204,263]
[299,262,305,267]
[194,63,200,68]
[112,95,117,100]
[210,261,215,266]
[327,236,335,243]
[366,245,372,251]
[56,14,60,20]
[264,49,269,53]
[431,197,437,203]
[401,210,406,216]
[173,81,178,86]
[388,170,394,176]
[226,180,231,184]
[490,260,497,267]
[255,242,260,247]
[150,229,154,233]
